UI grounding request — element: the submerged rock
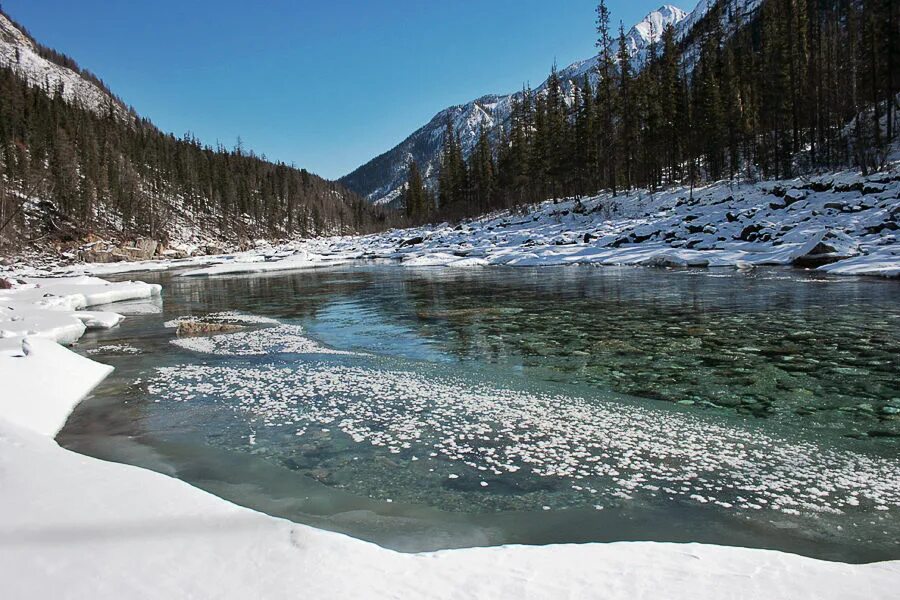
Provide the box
[176,321,245,336]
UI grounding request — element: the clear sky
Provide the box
[4,0,665,180]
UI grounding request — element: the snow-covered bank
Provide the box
[0,337,112,436]
[324,165,899,277]
[0,275,161,345]
[0,275,898,597]
[178,248,350,277]
[2,416,898,600]
[20,163,892,281]
[5,164,897,282]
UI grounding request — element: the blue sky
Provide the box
[5,0,660,179]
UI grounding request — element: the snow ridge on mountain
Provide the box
[340,2,765,206]
[0,12,125,117]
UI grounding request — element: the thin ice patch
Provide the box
[87,344,142,355]
[146,363,900,516]
[164,311,281,328]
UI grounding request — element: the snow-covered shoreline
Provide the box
[6,163,897,282]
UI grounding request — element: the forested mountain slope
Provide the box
[342,0,897,223]
[371,0,898,225]
[0,11,394,259]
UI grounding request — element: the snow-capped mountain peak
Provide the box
[0,11,124,117]
[629,5,689,52]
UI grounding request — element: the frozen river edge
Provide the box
[1,278,899,598]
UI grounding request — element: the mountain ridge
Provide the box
[339,1,768,206]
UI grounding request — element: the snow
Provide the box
[820,248,900,278]
[179,249,349,277]
[1,414,898,599]
[333,164,896,278]
[0,337,112,437]
[0,276,162,345]
[0,12,125,117]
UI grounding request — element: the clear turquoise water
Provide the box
[58,265,900,562]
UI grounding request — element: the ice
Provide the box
[179,249,349,277]
[146,361,900,517]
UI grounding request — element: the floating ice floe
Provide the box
[87,344,143,355]
[179,249,350,277]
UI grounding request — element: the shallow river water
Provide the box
[58,265,900,562]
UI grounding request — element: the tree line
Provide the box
[404,0,898,223]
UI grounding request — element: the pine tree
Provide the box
[574,74,597,196]
[595,0,618,194]
[437,117,468,217]
[659,24,683,183]
[469,127,495,212]
[616,21,636,190]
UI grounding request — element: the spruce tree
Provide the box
[403,160,429,222]
[595,0,618,194]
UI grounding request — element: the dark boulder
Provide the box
[399,236,425,248]
[737,224,763,241]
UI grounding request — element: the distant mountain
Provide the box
[339,2,767,206]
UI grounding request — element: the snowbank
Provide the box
[0,337,112,437]
[321,164,898,278]
[0,275,897,598]
[179,249,349,277]
[0,276,161,345]
[820,248,900,278]
[0,419,896,599]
